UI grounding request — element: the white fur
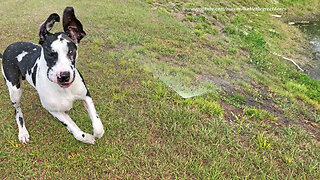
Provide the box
[16,51,28,62]
[2,65,30,143]
[25,58,40,88]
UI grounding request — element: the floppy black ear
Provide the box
[63,7,86,43]
[39,13,60,45]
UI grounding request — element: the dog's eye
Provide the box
[50,52,58,58]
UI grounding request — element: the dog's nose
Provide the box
[58,72,70,83]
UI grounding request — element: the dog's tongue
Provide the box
[59,83,71,88]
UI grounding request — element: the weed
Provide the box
[284,156,294,165]
[184,2,202,9]
[244,107,277,121]
[231,112,249,134]
[224,93,247,108]
[194,23,219,35]
[146,0,154,4]
[227,47,238,54]
[223,26,239,35]
[256,133,271,151]
[183,14,207,22]
[183,97,224,117]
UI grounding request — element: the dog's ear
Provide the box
[39,13,60,45]
[63,7,86,44]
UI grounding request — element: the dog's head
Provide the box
[39,7,86,88]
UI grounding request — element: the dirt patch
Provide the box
[198,70,320,141]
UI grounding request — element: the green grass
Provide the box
[244,107,278,121]
[0,0,320,179]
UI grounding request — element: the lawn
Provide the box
[0,0,319,179]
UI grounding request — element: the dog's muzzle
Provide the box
[58,71,70,83]
[57,71,72,88]
[47,68,75,88]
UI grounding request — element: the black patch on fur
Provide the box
[69,130,73,136]
[86,90,91,97]
[78,70,91,97]
[16,82,21,89]
[32,64,38,87]
[42,34,60,69]
[67,41,77,63]
[19,117,24,127]
[2,42,40,88]
[60,121,67,127]
[86,89,91,97]
[82,134,85,138]
[55,117,68,127]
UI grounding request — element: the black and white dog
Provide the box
[0,7,104,144]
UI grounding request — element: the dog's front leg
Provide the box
[82,96,104,138]
[49,111,95,144]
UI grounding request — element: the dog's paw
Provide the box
[18,129,30,144]
[80,133,95,144]
[94,127,104,139]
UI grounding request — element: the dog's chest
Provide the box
[40,91,74,111]
[36,68,87,112]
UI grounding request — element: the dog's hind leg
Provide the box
[1,65,29,143]
[12,85,29,143]
[49,111,95,144]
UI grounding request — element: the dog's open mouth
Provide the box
[59,83,72,88]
